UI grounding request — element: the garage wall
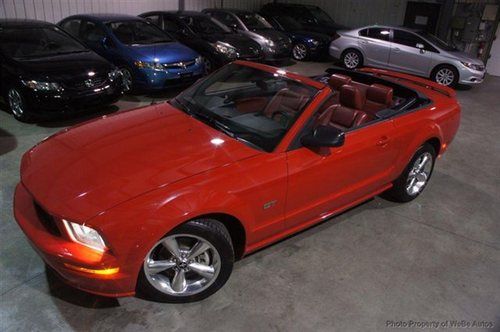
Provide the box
[0,0,408,27]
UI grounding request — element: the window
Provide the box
[179,16,231,34]
[393,30,425,48]
[144,15,160,27]
[163,18,185,33]
[61,19,81,38]
[359,28,390,41]
[107,20,172,45]
[173,63,317,152]
[211,12,240,28]
[81,21,105,43]
[0,26,87,59]
[237,13,272,30]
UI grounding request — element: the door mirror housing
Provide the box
[101,37,112,49]
[416,43,425,49]
[301,125,345,148]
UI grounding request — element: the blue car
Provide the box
[263,15,331,61]
[59,14,204,92]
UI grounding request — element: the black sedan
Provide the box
[0,19,124,122]
[140,11,262,73]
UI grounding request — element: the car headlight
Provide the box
[309,39,320,47]
[211,42,237,59]
[62,219,107,252]
[108,68,122,81]
[134,60,164,71]
[22,80,63,92]
[460,61,484,71]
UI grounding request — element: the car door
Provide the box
[284,101,399,229]
[388,29,434,76]
[357,27,392,67]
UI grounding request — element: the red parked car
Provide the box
[14,61,460,302]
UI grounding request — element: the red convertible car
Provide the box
[14,61,460,302]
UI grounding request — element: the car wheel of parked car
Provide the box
[121,68,133,92]
[137,219,234,303]
[432,65,458,87]
[341,49,363,69]
[384,143,436,202]
[7,88,31,122]
[292,43,309,61]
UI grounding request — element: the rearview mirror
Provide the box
[301,125,345,148]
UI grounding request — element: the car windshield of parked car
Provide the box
[276,16,303,31]
[180,16,231,34]
[0,26,87,59]
[238,13,273,30]
[417,31,456,51]
[172,63,318,152]
[107,20,172,45]
[308,7,335,24]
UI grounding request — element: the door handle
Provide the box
[393,47,400,52]
[376,136,390,147]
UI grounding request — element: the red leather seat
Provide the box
[263,88,309,122]
[319,85,373,130]
[328,74,352,91]
[364,84,393,114]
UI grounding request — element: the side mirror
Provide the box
[301,125,345,148]
[230,24,239,32]
[416,43,425,53]
[101,37,111,49]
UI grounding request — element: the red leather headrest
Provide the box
[367,84,393,106]
[339,85,365,110]
[328,74,352,90]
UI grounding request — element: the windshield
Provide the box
[180,16,231,34]
[309,7,334,24]
[0,26,87,59]
[277,16,303,30]
[172,63,318,152]
[417,31,456,51]
[107,20,172,45]
[238,13,273,30]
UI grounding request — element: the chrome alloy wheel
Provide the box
[435,68,454,86]
[8,89,24,118]
[292,44,307,60]
[144,234,221,296]
[121,68,132,92]
[406,152,433,196]
[344,51,360,69]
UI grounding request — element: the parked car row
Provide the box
[0,3,485,122]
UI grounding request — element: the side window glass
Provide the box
[163,18,180,32]
[393,30,425,48]
[61,19,81,38]
[144,15,160,27]
[81,21,105,43]
[359,28,368,37]
[365,28,390,41]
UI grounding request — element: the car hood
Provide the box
[15,50,113,81]
[21,103,260,221]
[446,50,484,65]
[289,30,331,44]
[253,28,289,43]
[126,41,199,63]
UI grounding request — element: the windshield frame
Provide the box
[0,25,89,59]
[173,62,320,153]
[237,13,273,30]
[106,20,173,46]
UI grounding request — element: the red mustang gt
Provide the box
[14,61,460,302]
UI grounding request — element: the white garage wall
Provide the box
[0,0,408,27]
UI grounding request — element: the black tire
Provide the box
[120,67,134,93]
[383,143,436,202]
[6,87,32,122]
[137,219,234,303]
[341,49,363,69]
[292,43,309,61]
[431,65,459,87]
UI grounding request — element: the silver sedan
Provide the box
[329,25,486,87]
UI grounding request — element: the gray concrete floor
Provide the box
[1,61,499,332]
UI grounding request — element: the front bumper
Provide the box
[262,46,292,62]
[14,183,136,297]
[133,63,205,91]
[23,82,123,116]
[458,66,486,84]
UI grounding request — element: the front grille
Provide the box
[162,59,196,69]
[69,75,108,90]
[33,201,61,236]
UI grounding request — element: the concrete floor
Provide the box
[1,61,499,332]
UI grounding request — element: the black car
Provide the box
[139,11,262,73]
[0,19,123,122]
[263,15,331,61]
[260,3,346,36]
[202,9,292,62]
